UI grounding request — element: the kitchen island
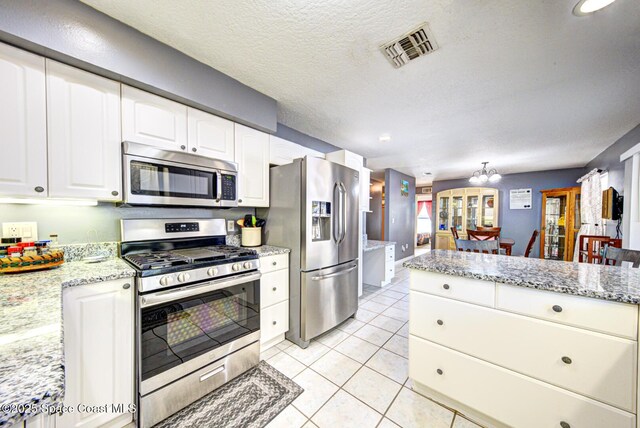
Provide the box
[363,240,396,287]
[404,250,640,428]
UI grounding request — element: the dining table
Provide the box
[500,238,515,256]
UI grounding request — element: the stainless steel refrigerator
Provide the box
[258,156,359,348]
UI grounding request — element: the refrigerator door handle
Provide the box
[333,182,341,243]
[311,264,358,281]
[339,182,347,244]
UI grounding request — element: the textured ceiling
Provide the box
[81,0,640,185]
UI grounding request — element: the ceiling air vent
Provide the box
[381,23,438,68]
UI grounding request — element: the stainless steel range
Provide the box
[120,219,260,428]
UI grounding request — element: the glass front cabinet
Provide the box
[435,187,500,250]
[540,186,581,262]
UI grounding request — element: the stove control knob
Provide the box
[232,263,240,272]
[159,276,173,287]
[207,267,219,277]
[177,272,190,283]
[243,262,252,269]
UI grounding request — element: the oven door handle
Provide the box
[140,272,261,308]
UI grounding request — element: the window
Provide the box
[417,202,432,234]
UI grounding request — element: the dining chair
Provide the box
[586,236,622,264]
[602,247,640,268]
[523,230,539,258]
[467,229,500,241]
[455,238,500,254]
[477,226,502,234]
[450,226,460,240]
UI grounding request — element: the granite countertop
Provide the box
[364,240,396,252]
[404,250,640,304]
[252,245,291,257]
[0,258,135,427]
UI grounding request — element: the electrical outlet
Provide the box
[2,222,38,241]
[227,220,235,233]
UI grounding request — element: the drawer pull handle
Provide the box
[436,369,443,375]
[122,283,131,290]
[200,365,225,382]
[552,305,563,313]
[560,422,570,428]
[436,319,444,326]
[561,356,572,365]
[180,145,186,150]
[443,284,450,290]
[272,321,277,325]
[272,261,277,266]
[272,287,277,291]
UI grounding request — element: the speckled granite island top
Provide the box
[404,250,640,304]
[364,240,396,252]
[0,258,135,427]
[251,245,290,257]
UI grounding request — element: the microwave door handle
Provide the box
[140,272,261,308]
[216,172,222,202]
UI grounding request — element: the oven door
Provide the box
[138,272,260,395]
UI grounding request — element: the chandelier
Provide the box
[469,162,501,184]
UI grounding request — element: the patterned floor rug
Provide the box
[153,361,303,428]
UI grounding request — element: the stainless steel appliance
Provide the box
[120,219,260,428]
[122,141,238,208]
[258,156,359,348]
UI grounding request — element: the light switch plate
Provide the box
[2,222,38,241]
[227,220,235,233]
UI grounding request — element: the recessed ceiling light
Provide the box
[379,134,391,143]
[573,0,617,16]
[422,172,432,176]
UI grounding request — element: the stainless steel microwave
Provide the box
[122,142,238,208]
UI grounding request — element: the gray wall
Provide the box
[0,204,253,244]
[586,123,640,193]
[366,180,384,240]
[0,0,277,132]
[431,168,585,258]
[275,124,341,154]
[384,169,416,261]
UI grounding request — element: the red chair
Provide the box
[524,230,539,258]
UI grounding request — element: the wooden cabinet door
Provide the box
[0,42,47,198]
[187,107,235,161]
[58,279,134,428]
[46,60,121,201]
[121,85,187,151]
[234,124,269,207]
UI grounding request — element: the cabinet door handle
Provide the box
[34,186,45,193]
[180,145,186,150]
[436,369,443,375]
[192,147,197,152]
[238,199,243,203]
[560,422,570,428]
[272,287,277,291]
[561,356,572,365]
[123,283,131,289]
[111,190,119,196]
[552,305,563,313]
[272,321,277,325]
[436,319,444,326]
[443,284,450,290]
[272,261,277,266]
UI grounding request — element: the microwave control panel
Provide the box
[221,174,237,201]
[165,222,200,233]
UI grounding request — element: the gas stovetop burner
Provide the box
[124,245,258,272]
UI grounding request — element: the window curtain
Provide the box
[574,169,605,261]
[417,201,432,218]
[425,201,432,218]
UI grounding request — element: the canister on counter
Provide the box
[7,246,22,257]
[23,247,38,257]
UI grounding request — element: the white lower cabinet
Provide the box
[363,244,395,287]
[410,336,635,428]
[259,254,289,349]
[57,279,134,428]
[409,270,639,428]
[24,413,56,428]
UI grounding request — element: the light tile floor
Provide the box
[262,263,484,428]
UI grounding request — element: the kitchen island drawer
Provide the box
[259,254,289,274]
[409,336,635,428]
[410,270,494,307]
[260,300,289,344]
[261,269,289,307]
[410,291,637,412]
[496,284,638,340]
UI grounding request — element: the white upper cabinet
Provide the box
[122,85,188,151]
[47,60,122,201]
[187,107,235,161]
[234,124,270,207]
[361,167,371,211]
[269,135,325,166]
[0,42,47,198]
